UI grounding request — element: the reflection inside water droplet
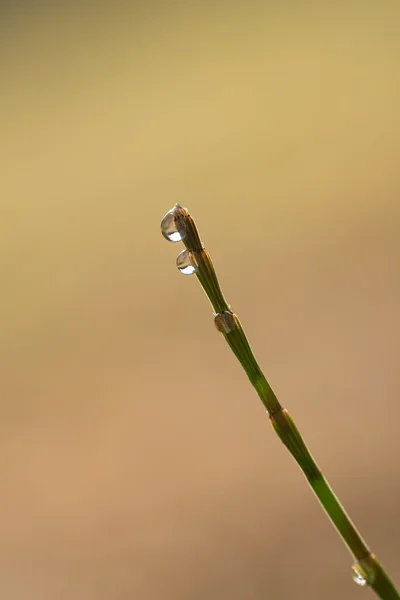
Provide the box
[352,560,374,587]
[353,572,367,586]
[176,249,198,275]
[160,205,187,242]
[214,311,237,334]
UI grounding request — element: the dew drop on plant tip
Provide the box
[161,205,187,242]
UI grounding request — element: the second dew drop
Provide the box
[176,249,198,275]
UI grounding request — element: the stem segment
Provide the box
[163,204,399,600]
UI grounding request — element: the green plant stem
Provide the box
[167,205,399,600]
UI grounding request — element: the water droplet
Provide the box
[161,205,187,242]
[353,572,367,586]
[352,560,375,587]
[214,311,237,334]
[176,249,198,275]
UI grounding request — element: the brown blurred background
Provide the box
[1,1,400,598]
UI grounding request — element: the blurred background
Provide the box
[1,1,400,598]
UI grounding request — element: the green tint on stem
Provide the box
[161,204,399,600]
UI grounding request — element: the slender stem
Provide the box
[162,205,399,600]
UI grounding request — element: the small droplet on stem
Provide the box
[353,572,367,586]
[214,311,237,334]
[161,205,187,242]
[176,249,198,275]
[352,559,375,587]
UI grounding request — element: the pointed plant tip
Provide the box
[164,205,204,253]
[160,204,229,313]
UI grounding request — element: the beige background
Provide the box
[1,2,400,598]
